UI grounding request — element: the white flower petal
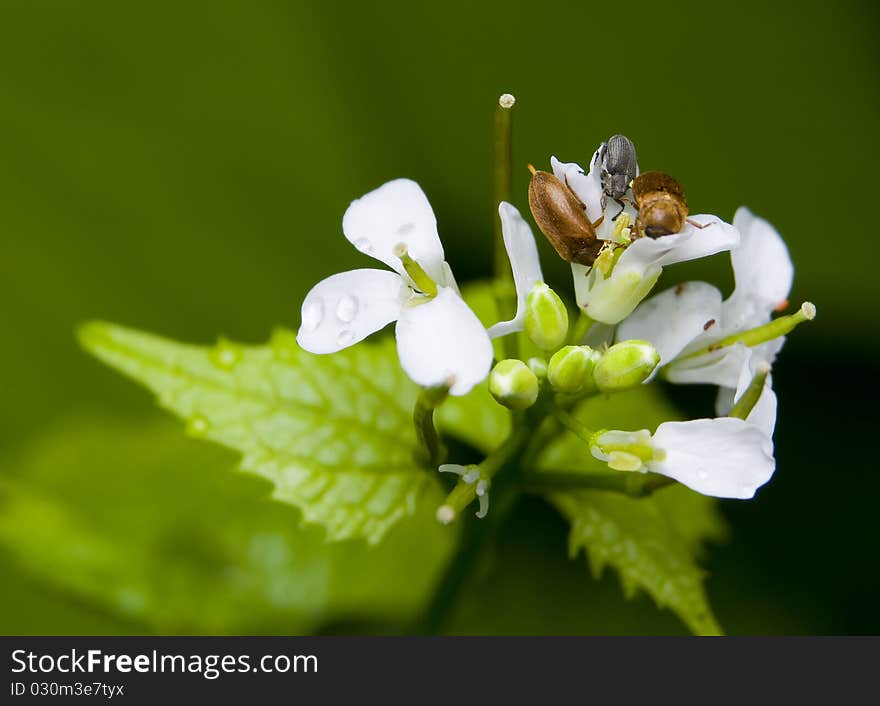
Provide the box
[715,385,737,417]
[618,282,723,368]
[342,178,446,282]
[296,269,407,354]
[650,418,775,499]
[395,287,493,396]
[665,342,751,388]
[722,207,794,332]
[488,202,543,339]
[652,215,741,267]
[550,155,604,224]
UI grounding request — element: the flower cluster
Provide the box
[297,128,814,519]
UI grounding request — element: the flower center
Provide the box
[393,243,438,297]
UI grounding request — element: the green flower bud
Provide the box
[593,340,660,392]
[589,429,662,471]
[489,359,539,410]
[547,345,600,394]
[524,282,569,351]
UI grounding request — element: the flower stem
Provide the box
[522,468,676,497]
[435,424,529,523]
[493,94,515,283]
[568,312,594,345]
[413,384,449,466]
[552,407,596,443]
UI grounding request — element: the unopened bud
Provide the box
[524,282,569,351]
[589,429,661,472]
[593,340,660,392]
[547,345,600,394]
[489,359,539,410]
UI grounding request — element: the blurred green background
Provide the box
[1,0,878,634]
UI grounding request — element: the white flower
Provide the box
[551,147,740,325]
[296,180,540,396]
[617,207,794,393]
[590,354,777,499]
[487,202,543,338]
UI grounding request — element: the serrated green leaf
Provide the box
[537,385,727,635]
[78,321,438,544]
[0,418,457,634]
[551,490,722,635]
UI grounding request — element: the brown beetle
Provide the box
[631,171,689,238]
[527,165,604,266]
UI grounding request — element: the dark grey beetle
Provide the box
[598,134,638,202]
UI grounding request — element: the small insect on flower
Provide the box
[527,165,604,266]
[632,171,690,238]
[599,134,638,217]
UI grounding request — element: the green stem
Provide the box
[415,425,529,634]
[413,384,449,466]
[493,94,514,283]
[553,407,596,443]
[492,94,517,360]
[415,481,520,634]
[728,362,770,420]
[436,424,530,522]
[522,468,676,497]
[568,312,594,345]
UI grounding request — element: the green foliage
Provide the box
[551,490,722,636]
[537,387,727,635]
[0,418,457,634]
[79,321,441,544]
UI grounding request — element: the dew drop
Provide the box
[354,237,373,254]
[187,414,210,437]
[336,294,359,323]
[336,329,355,346]
[301,298,324,332]
[697,469,709,480]
[396,222,415,235]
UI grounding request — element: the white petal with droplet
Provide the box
[649,418,775,498]
[342,179,446,284]
[296,269,407,354]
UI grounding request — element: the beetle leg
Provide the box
[611,198,627,221]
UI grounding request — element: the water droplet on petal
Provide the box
[301,298,324,332]
[354,237,373,254]
[187,414,210,437]
[697,469,709,480]
[336,329,355,347]
[336,294,359,323]
[397,222,415,235]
